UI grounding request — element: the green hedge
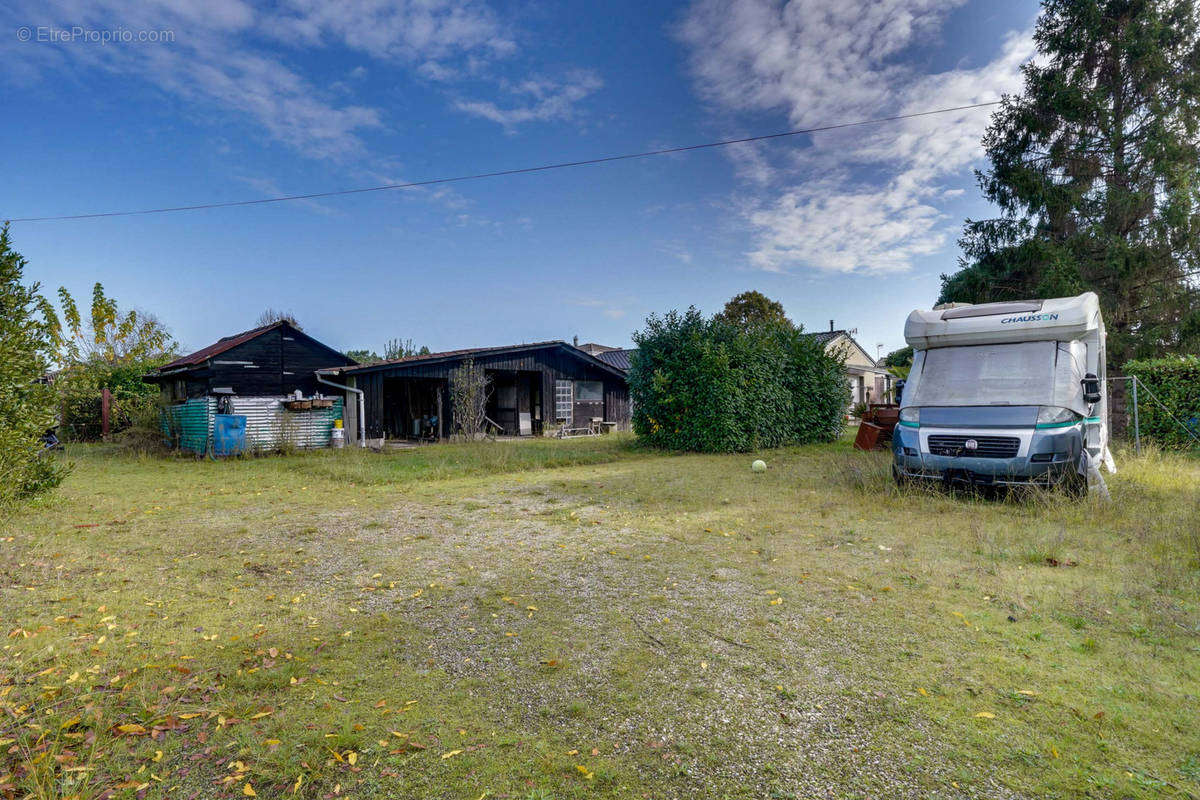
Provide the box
[1124,356,1200,449]
[628,308,847,452]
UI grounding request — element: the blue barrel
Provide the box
[212,414,247,457]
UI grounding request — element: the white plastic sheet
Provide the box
[907,341,1061,407]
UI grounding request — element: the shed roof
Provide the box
[151,321,354,375]
[156,321,283,370]
[326,340,629,380]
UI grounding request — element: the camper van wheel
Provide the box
[1061,471,1088,499]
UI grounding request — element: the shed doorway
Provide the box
[382,377,445,441]
[486,370,542,436]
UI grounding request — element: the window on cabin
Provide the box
[554,380,573,422]
[574,381,603,402]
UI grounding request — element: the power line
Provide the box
[6,101,1001,223]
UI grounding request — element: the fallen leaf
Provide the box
[974,712,995,719]
[115,724,147,735]
[243,783,257,796]
[441,749,463,759]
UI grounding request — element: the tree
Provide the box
[56,283,174,364]
[881,345,914,383]
[882,346,913,368]
[629,300,846,453]
[383,338,431,361]
[52,283,176,439]
[449,357,491,439]
[716,290,791,330]
[940,0,1200,372]
[256,308,302,330]
[0,225,68,506]
[344,349,381,364]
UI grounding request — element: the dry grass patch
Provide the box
[0,438,1197,799]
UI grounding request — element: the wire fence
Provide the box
[1108,375,1200,454]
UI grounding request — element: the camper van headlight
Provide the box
[1036,406,1081,428]
[898,407,919,426]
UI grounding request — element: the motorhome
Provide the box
[893,292,1109,493]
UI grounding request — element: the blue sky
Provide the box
[2,0,1041,359]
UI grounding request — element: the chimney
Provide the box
[829,320,834,332]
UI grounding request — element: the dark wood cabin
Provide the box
[325,341,631,440]
[144,321,356,401]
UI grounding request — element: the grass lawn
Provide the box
[2,436,1198,799]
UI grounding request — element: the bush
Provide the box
[0,224,69,508]
[629,307,847,452]
[1124,356,1200,449]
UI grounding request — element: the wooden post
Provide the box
[101,388,112,440]
[437,386,444,441]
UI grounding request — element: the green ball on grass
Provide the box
[751,459,767,473]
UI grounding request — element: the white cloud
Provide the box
[656,241,695,265]
[454,70,603,130]
[6,0,534,158]
[676,0,1035,274]
[570,296,626,320]
[268,0,515,63]
[234,175,338,214]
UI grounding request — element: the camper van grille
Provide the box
[927,435,1020,459]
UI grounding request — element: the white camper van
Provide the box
[894,292,1109,493]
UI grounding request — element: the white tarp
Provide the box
[905,341,1084,409]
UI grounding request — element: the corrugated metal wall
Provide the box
[161,398,215,454]
[230,397,343,450]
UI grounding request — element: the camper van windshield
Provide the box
[908,341,1059,407]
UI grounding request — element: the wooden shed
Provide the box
[323,341,631,442]
[144,321,356,453]
[145,321,354,400]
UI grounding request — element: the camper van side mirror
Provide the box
[1081,373,1101,405]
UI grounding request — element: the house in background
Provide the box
[322,341,631,444]
[593,348,635,371]
[806,324,893,409]
[144,321,356,453]
[574,342,636,372]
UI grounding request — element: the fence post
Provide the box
[101,387,112,440]
[1130,376,1140,456]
